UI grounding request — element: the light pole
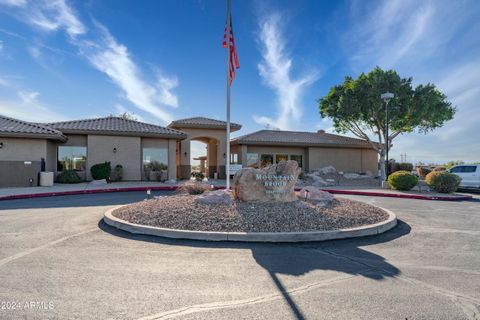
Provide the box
[381,92,394,181]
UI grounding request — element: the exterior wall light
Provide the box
[184,151,188,157]
[0,142,3,148]
[113,147,117,153]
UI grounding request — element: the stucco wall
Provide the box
[0,137,47,161]
[308,147,378,173]
[0,138,48,187]
[87,135,141,180]
[46,141,57,172]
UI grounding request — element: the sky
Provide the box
[0,0,479,165]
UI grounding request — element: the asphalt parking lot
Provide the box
[0,192,479,320]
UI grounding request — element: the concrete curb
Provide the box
[0,185,472,202]
[103,205,397,243]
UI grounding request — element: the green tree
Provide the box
[318,67,455,180]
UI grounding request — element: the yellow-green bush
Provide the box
[425,171,461,193]
[388,171,418,191]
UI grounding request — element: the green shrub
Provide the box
[433,166,446,172]
[179,182,210,195]
[56,169,82,184]
[417,167,432,179]
[90,162,111,180]
[398,162,414,172]
[425,171,461,193]
[388,170,418,191]
[191,171,205,182]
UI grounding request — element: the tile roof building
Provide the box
[0,114,378,187]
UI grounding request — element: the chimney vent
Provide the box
[317,129,325,134]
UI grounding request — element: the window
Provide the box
[143,148,168,167]
[260,154,273,167]
[57,146,87,171]
[246,153,259,168]
[275,154,288,163]
[230,153,239,164]
[290,154,303,168]
[462,166,477,173]
[449,166,461,173]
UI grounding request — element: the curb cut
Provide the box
[103,205,398,243]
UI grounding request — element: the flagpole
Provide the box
[225,0,231,190]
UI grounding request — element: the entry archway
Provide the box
[167,117,242,180]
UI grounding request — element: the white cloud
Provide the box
[254,13,318,130]
[80,22,177,124]
[0,0,26,7]
[0,90,65,122]
[23,0,86,37]
[0,0,179,124]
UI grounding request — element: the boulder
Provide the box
[343,173,360,179]
[316,166,337,174]
[233,160,299,202]
[195,190,232,205]
[298,186,335,203]
[311,176,328,187]
[164,179,177,184]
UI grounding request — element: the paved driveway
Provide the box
[0,192,479,320]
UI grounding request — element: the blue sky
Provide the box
[0,0,479,164]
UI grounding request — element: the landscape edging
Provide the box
[103,205,398,243]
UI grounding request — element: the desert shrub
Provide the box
[191,172,205,182]
[56,169,82,184]
[425,171,461,193]
[90,162,111,180]
[397,162,414,172]
[179,182,210,195]
[388,171,418,191]
[416,167,432,179]
[433,166,446,172]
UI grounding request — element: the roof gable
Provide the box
[0,115,66,141]
[232,130,374,148]
[46,117,187,139]
[168,117,242,131]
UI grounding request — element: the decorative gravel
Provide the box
[112,194,389,233]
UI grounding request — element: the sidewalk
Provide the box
[0,180,472,201]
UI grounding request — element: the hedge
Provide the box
[56,169,82,184]
[90,162,112,180]
[425,171,461,193]
[388,170,418,191]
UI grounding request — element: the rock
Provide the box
[316,166,336,174]
[164,179,177,184]
[298,186,335,203]
[338,171,344,175]
[233,160,299,202]
[195,190,232,205]
[343,173,360,179]
[89,179,107,186]
[364,170,374,178]
[311,176,328,187]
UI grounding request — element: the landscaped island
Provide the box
[112,193,389,233]
[112,161,390,234]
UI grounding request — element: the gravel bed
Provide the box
[112,194,389,233]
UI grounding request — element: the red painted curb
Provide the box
[317,189,472,201]
[0,185,472,202]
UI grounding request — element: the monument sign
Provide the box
[233,160,299,202]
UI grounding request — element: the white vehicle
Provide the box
[448,164,480,189]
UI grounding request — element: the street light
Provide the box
[381,92,394,181]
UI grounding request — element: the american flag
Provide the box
[223,15,239,85]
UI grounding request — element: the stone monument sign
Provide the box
[233,160,299,202]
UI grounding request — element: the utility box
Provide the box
[39,172,54,187]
